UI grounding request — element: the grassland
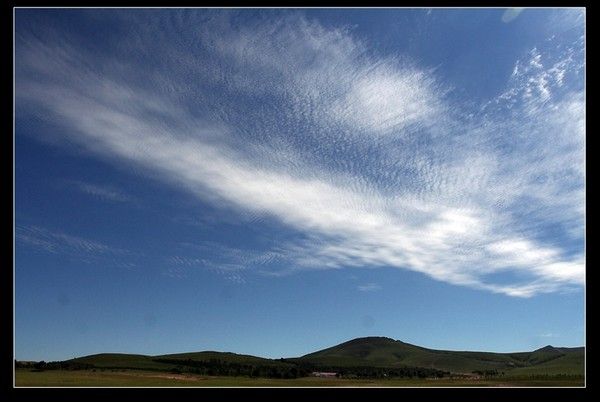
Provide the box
[506,351,585,377]
[15,369,584,387]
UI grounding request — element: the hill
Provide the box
[293,337,584,376]
[70,350,284,370]
[59,337,583,377]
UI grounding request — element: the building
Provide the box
[311,372,338,378]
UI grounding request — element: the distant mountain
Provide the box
[65,336,583,377]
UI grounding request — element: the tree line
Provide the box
[152,358,450,379]
[15,360,94,371]
[153,358,307,378]
[16,357,450,379]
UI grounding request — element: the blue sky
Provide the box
[15,8,585,361]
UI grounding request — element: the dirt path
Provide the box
[133,372,206,381]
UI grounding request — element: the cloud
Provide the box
[15,10,584,297]
[498,46,582,112]
[328,62,444,134]
[15,225,133,267]
[164,241,285,283]
[357,283,381,292]
[501,8,525,23]
[72,180,133,203]
[167,251,248,284]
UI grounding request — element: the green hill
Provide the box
[69,350,289,371]
[294,337,584,376]
[63,337,583,377]
[66,350,298,379]
[506,347,585,377]
[155,351,289,366]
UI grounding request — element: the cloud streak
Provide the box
[72,180,133,203]
[357,283,381,292]
[15,225,134,268]
[15,10,584,297]
[502,8,525,23]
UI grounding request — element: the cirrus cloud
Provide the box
[15,10,584,297]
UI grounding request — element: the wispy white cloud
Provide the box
[16,225,114,254]
[167,249,249,284]
[357,283,381,292]
[71,180,133,203]
[502,8,525,23]
[15,225,134,267]
[15,10,584,296]
[163,265,188,279]
[328,62,445,134]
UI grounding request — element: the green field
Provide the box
[15,369,584,387]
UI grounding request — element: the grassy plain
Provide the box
[15,369,584,387]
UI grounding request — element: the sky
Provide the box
[14,8,585,361]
